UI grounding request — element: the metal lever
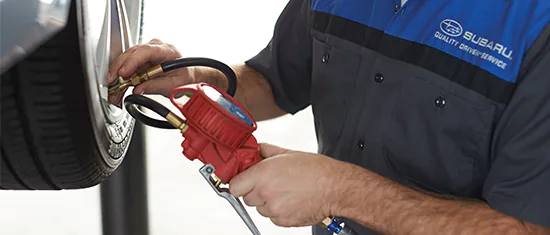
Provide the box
[199,164,261,235]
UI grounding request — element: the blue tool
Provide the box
[322,217,359,235]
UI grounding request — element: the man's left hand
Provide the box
[229,143,349,227]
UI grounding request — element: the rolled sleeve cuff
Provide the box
[486,191,550,227]
[245,57,309,115]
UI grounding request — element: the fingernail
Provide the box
[120,66,127,74]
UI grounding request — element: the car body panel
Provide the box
[0,0,71,73]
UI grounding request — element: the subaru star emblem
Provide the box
[440,19,463,37]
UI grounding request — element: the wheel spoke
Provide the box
[100,0,129,121]
[98,0,141,122]
[114,0,134,50]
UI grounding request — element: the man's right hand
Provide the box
[108,38,197,105]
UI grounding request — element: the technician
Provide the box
[108,0,550,234]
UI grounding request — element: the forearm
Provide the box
[333,164,536,235]
[194,63,287,121]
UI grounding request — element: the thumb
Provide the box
[258,143,290,159]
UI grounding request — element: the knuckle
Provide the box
[139,82,155,95]
[112,54,129,67]
[127,45,140,53]
[267,202,281,216]
[139,44,153,51]
[167,43,178,52]
[258,187,273,201]
[148,82,160,93]
[169,77,179,88]
[169,76,187,90]
[149,38,162,44]
[165,43,181,58]
[112,58,124,67]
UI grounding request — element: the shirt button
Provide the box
[394,5,400,13]
[357,140,365,150]
[435,96,446,108]
[322,53,330,63]
[374,73,384,83]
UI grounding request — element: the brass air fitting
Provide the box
[108,65,164,95]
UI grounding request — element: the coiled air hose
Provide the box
[123,57,237,129]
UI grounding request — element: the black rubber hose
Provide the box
[160,57,237,97]
[124,95,176,129]
[123,57,237,129]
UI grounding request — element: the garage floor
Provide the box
[0,1,316,234]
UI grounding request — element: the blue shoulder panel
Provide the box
[312,0,550,83]
[311,0,396,31]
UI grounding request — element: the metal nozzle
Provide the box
[108,79,132,94]
[108,65,164,95]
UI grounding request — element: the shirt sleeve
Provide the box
[245,0,313,114]
[483,23,550,227]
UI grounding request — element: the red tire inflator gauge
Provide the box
[110,57,358,235]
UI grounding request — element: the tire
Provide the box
[0,0,143,190]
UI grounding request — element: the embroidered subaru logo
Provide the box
[440,19,463,37]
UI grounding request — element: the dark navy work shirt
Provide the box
[245,0,550,234]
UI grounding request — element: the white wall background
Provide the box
[0,1,318,235]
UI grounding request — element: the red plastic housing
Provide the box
[169,83,261,183]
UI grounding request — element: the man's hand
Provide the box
[108,38,194,104]
[229,143,350,227]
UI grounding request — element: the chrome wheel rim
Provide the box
[77,0,142,167]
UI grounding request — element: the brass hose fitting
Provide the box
[108,65,164,95]
[165,112,189,132]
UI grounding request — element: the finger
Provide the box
[109,40,173,83]
[132,76,185,97]
[258,143,290,159]
[229,168,260,198]
[271,217,292,227]
[136,62,154,74]
[118,44,179,78]
[108,94,125,108]
[109,46,139,83]
[243,194,265,207]
[108,93,124,105]
[257,205,275,218]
